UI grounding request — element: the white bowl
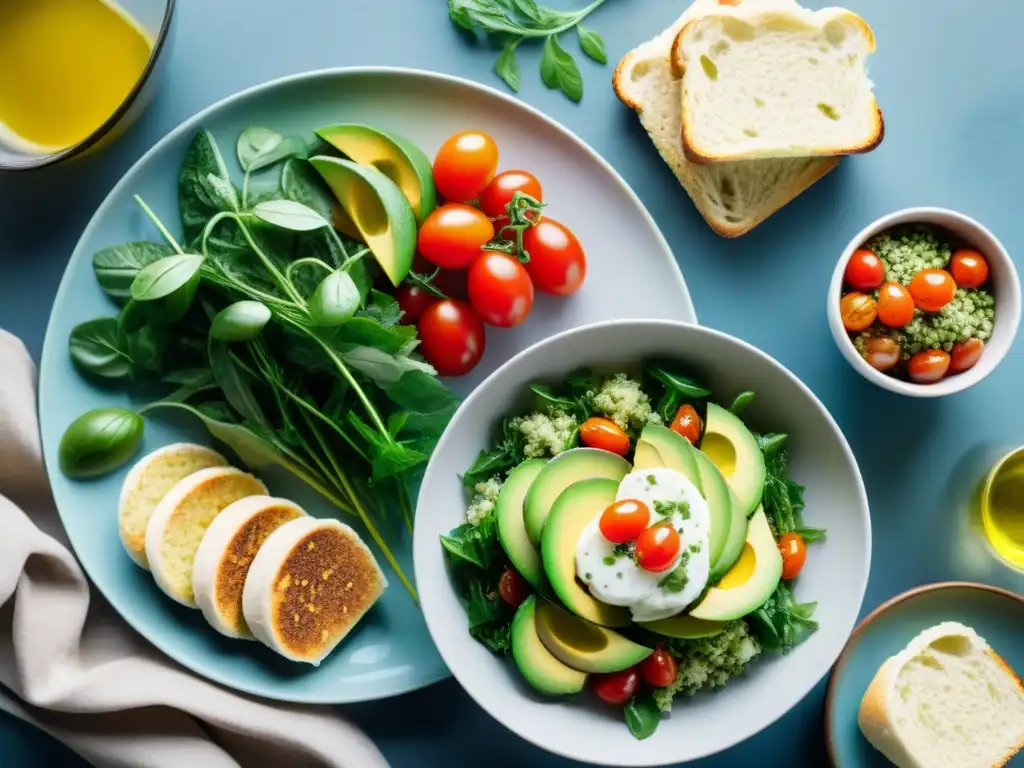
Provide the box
[413,320,871,766]
[827,207,1021,398]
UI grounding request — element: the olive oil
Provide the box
[0,0,152,153]
[981,448,1024,570]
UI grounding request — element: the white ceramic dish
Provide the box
[827,207,1021,398]
[413,319,871,766]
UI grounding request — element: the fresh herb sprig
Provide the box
[449,0,612,102]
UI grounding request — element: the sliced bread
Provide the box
[672,4,882,162]
[612,0,838,236]
[858,621,1024,768]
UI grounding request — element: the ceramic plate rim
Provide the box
[38,67,695,702]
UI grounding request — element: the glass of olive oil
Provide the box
[980,447,1024,571]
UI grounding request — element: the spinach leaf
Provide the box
[463,447,516,490]
[69,318,133,379]
[92,242,176,301]
[624,692,661,740]
[208,339,267,427]
[440,517,500,570]
[179,130,236,242]
[531,383,586,420]
[465,577,512,653]
[646,364,712,399]
[748,582,819,653]
[339,345,435,387]
[236,127,308,173]
[757,432,788,456]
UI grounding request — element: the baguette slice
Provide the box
[672,5,882,162]
[858,621,1024,768]
[613,0,837,237]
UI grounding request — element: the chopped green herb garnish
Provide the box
[658,563,689,592]
[616,572,623,579]
[817,103,840,120]
[584,572,592,580]
[647,474,657,485]
[689,543,701,554]
[654,499,690,520]
[603,556,616,566]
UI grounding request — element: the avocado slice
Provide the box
[689,508,783,622]
[702,403,766,518]
[496,459,548,592]
[511,595,587,695]
[709,488,749,582]
[639,614,728,639]
[309,156,416,286]
[536,600,651,673]
[315,124,437,222]
[692,449,733,574]
[633,424,703,493]
[523,448,631,547]
[541,478,631,628]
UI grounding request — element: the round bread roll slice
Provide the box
[242,517,388,665]
[192,496,307,639]
[118,443,228,569]
[145,466,267,608]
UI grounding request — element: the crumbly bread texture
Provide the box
[192,495,307,639]
[242,517,388,665]
[118,443,228,569]
[145,467,267,608]
[858,621,1024,768]
[672,5,883,162]
[612,0,837,236]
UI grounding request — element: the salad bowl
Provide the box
[413,319,871,766]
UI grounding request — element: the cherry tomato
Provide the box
[640,646,679,688]
[950,338,985,372]
[876,282,915,328]
[395,284,437,325]
[498,566,529,608]
[845,248,885,291]
[417,299,486,377]
[479,170,543,220]
[909,269,957,312]
[669,404,702,445]
[840,292,877,332]
[418,203,495,270]
[599,499,651,544]
[592,667,640,706]
[411,254,469,300]
[579,417,631,455]
[950,249,990,289]
[635,524,681,573]
[778,532,807,580]
[861,335,900,372]
[432,130,499,203]
[908,349,951,384]
[467,250,535,328]
[521,219,587,296]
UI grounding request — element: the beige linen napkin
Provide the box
[0,329,389,768]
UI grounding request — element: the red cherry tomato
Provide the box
[592,667,640,706]
[395,284,437,325]
[417,299,486,377]
[778,532,807,580]
[909,269,957,312]
[521,219,586,296]
[412,254,470,300]
[908,349,951,383]
[599,499,651,544]
[876,282,915,328]
[467,250,535,328]
[479,170,543,220]
[640,647,679,688]
[950,249,990,289]
[498,566,529,608]
[417,203,495,270]
[840,292,877,332]
[432,130,499,203]
[950,338,985,372]
[845,248,885,291]
[635,524,681,573]
[669,404,702,445]
[579,417,630,456]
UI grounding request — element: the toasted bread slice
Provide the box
[242,517,387,665]
[192,496,307,639]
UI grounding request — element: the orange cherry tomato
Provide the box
[498,566,529,608]
[840,292,877,332]
[908,349,951,383]
[845,248,885,291]
[669,404,702,445]
[876,282,915,328]
[635,524,680,572]
[417,203,495,270]
[599,499,651,544]
[640,646,679,688]
[521,219,587,296]
[909,269,957,312]
[861,335,900,372]
[950,249,990,289]
[592,667,640,706]
[479,170,543,220]
[432,130,499,203]
[579,417,630,456]
[778,532,807,580]
[950,338,985,372]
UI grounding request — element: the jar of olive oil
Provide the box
[981,447,1024,571]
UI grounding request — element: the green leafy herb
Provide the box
[729,390,755,416]
[130,255,203,302]
[757,432,788,456]
[540,35,583,102]
[647,474,657,485]
[441,517,500,570]
[69,317,133,379]
[762,442,811,535]
[654,499,690,520]
[494,40,522,91]
[59,408,144,479]
[748,582,819,652]
[252,199,329,232]
[646,364,712,399]
[236,126,307,174]
[577,26,606,63]
[658,560,689,592]
[210,301,272,342]
[308,270,361,326]
[92,242,176,301]
[602,556,615,566]
[624,691,661,740]
[179,130,236,242]
[530,383,587,420]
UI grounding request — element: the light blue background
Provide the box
[2,0,1022,765]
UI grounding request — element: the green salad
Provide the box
[440,365,823,739]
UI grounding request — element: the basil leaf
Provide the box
[540,35,583,103]
[92,242,176,301]
[236,126,282,171]
[624,692,661,740]
[462,447,515,490]
[210,301,272,342]
[577,26,607,64]
[729,390,755,416]
[339,345,435,387]
[69,318,133,379]
[252,199,329,232]
[130,255,203,302]
[59,407,144,479]
[309,270,360,326]
[495,40,522,92]
[757,432,788,456]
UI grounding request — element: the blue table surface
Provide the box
[3,0,1023,765]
